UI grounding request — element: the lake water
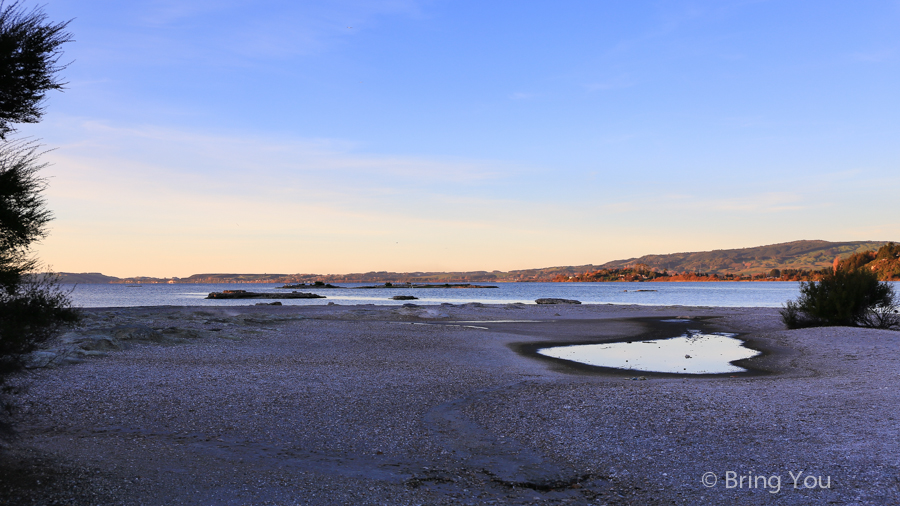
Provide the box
[537,331,761,374]
[58,281,856,308]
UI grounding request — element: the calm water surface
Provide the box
[58,281,864,308]
[538,331,761,374]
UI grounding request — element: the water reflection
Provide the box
[537,331,760,374]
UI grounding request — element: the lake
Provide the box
[58,281,862,308]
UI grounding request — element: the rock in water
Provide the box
[535,298,581,305]
[206,290,325,299]
[391,295,418,300]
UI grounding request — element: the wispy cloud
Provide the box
[94,0,431,65]
[585,191,806,216]
[703,192,806,213]
[38,120,544,238]
[50,120,511,186]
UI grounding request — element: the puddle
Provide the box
[537,331,760,374]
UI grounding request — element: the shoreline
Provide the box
[2,303,898,505]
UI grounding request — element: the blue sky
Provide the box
[22,0,900,277]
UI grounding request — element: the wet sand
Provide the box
[1,303,898,505]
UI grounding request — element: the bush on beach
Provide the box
[0,274,77,414]
[780,267,900,330]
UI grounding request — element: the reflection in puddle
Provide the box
[537,332,760,374]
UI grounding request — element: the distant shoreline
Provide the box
[59,278,900,285]
[52,239,900,285]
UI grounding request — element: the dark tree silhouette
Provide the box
[0,140,50,291]
[0,1,72,139]
[0,1,75,424]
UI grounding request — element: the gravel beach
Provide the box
[1,303,898,505]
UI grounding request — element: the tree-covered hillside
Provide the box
[597,240,891,277]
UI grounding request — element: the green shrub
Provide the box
[781,268,899,329]
[875,242,900,261]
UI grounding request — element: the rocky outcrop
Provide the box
[279,282,341,289]
[391,295,418,300]
[108,324,167,342]
[20,307,316,371]
[535,298,581,305]
[22,325,206,369]
[206,290,325,299]
[356,283,498,289]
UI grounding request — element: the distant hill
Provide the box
[53,240,899,284]
[597,240,893,276]
[98,269,607,284]
[56,272,121,284]
[179,273,290,283]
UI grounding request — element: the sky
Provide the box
[19,0,900,277]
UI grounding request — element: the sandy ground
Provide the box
[1,302,898,505]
